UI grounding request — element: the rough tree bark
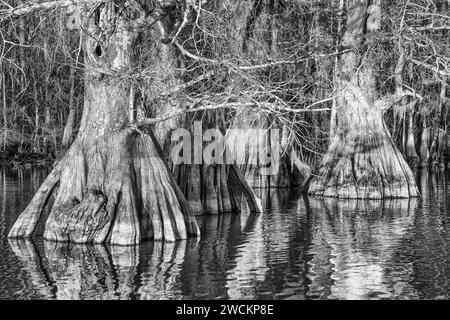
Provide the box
[228,0,291,189]
[147,3,263,215]
[9,2,200,244]
[308,0,419,199]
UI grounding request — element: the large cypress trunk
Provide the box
[9,2,199,244]
[227,0,291,189]
[308,0,418,199]
[145,6,262,216]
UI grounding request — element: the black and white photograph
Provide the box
[0,0,449,308]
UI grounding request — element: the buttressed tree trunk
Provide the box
[146,2,263,216]
[145,16,207,216]
[9,2,200,245]
[228,0,290,189]
[308,0,419,199]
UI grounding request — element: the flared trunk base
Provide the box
[9,129,200,245]
[308,129,419,199]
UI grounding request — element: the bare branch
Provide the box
[410,25,450,32]
[137,100,332,126]
[409,58,450,77]
[0,0,106,19]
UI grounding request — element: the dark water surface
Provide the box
[0,167,449,300]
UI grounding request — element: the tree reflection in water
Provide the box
[137,240,196,300]
[303,197,418,299]
[408,169,449,299]
[4,169,450,300]
[8,239,56,299]
[9,238,199,300]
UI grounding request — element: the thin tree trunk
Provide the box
[420,118,431,166]
[42,37,51,151]
[33,73,40,153]
[61,65,76,150]
[405,101,419,166]
[2,70,6,152]
[43,84,51,149]
[394,42,419,165]
[429,77,448,166]
[401,105,407,155]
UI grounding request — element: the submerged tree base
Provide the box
[9,129,200,245]
[308,123,419,199]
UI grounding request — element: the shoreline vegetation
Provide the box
[1,146,54,168]
[3,143,450,170]
[1,152,53,168]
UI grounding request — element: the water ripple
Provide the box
[1,168,450,299]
